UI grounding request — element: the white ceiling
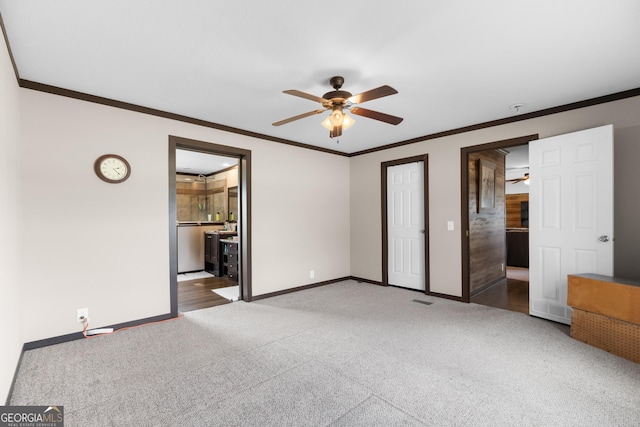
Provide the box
[175,149,238,175]
[2,1,639,154]
[505,145,529,175]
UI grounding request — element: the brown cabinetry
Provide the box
[222,241,239,282]
[204,231,237,276]
[204,232,221,275]
[506,230,529,267]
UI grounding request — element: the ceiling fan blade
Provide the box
[348,85,398,104]
[283,90,328,104]
[506,174,528,183]
[350,107,403,125]
[272,109,325,126]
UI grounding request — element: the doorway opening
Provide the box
[176,151,239,311]
[169,135,252,317]
[460,134,537,314]
[381,154,430,293]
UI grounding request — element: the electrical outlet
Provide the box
[77,308,88,323]
[501,263,505,272]
[310,270,315,279]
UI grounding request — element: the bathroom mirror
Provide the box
[228,186,238,221]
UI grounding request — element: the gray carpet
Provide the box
[9,280,640,426]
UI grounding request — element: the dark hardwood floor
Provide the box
[471,269,529,314]
[178,276,237,312]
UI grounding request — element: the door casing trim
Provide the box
[169,135,252,317]
[381,154,430,293]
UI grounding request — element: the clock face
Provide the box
[94,154,131,183]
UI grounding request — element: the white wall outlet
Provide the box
[310,270,315,279]
[77,308,88,323]
[447,221,454,231]
[501,263,505,272]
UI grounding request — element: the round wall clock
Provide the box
[94,154,131,183]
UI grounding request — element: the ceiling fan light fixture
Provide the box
[322,111,354,135]
[342,113,355,130]
[322,106,356,130]
[321,116,332,130]
[329,105,344,126]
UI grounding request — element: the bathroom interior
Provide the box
[176,149,241,312]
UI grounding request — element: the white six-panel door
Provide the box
[529,125,614,324]
[387,162,425,290]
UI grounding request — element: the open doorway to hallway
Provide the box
[470,144,530,314]
[461,136,535,315]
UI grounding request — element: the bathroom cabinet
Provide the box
[222,240,239,282]
[204,230,238,281]
[204,232,221,275]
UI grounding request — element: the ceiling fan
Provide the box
[272,76,403,138]
[506,173,530,184]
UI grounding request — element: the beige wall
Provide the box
[350,95,640,297]
[0,30,23,402]
[17,88,350,343]
[613,124,640,279]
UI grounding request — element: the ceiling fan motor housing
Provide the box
[322,90,352,103]
[323,76,352,105]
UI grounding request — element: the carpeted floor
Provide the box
[9,280,640,426]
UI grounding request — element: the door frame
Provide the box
[460,134,537,302]
[381,154,430,292]
[169,135,252,317]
